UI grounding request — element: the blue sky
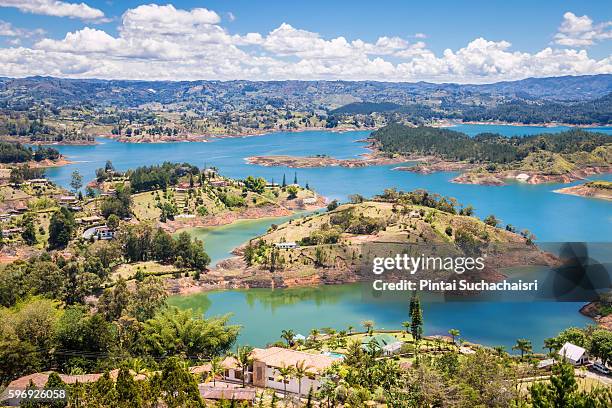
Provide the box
[0,1,610,82]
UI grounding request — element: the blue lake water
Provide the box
[42,125,610,350]
[45,126,612,242]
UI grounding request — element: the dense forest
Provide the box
[371,123,611,164]
[0,142,60,163]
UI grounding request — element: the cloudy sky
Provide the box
[0,0,611,83]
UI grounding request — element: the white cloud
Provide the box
[0,0,105,21]
[0,19,45,38]
[554,12,612,47]
[0,6,611,82]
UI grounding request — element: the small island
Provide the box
[554,180,612,201]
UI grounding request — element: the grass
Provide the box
[111,261,180,282]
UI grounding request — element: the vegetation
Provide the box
[0,142,60,163]
[372,123,611,168]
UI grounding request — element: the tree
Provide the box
[589,329,612,366]
[281,174,286,188]
[544,337,560,355]
[276,363,295,397]
[484,214,499,227]
[448,329,460,346]
[327,200,339,211]
[48,207,75,249]
[286,185,299,199]
[157,357,204,408]
[361,320,374,335]
[281,329,296,347]
[244,176,266,194]
[293,172,298,185]
[513,338,532,360]
[410,292,423,342]
[70,170,83,193]
[107,214,120,230]
[402,321,411,336]
[294,359,312,400]
[116,367,142,407]
[141,307,239,359]
[209,356,223,386]
[21,215,37,245]
[234,345,254,388]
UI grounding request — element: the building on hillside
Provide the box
[1,227,23,238]
[210,180,229,187]
[76,215,104,226]
[361,333,404,355]
[221,347,337,394]
[58,195,78,206]
[198,385,256,403]
[82,225,116,241]
[302,197,317,205]
[275,242,297,249]
[558,342,589,365]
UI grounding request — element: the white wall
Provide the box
[265,366,320,395]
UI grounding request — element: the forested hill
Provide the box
[371,123,611,164]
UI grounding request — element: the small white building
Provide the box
[516,173,530,182]
[382,341,403,356]
[275,242,297,249]
[302,197,317,205]
[558,342,588,365]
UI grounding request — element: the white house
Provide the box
[382,341,403,356]
[558,342,588,365]
[221,347,337,394]
[275,242,297,249]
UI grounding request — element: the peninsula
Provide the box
[371,123,611,185]
[554,180,612,201]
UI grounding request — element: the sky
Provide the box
[0,0,611,83]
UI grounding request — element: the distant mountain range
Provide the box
[0,74,611,125]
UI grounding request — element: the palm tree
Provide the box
[513,339,532,360]
[293,359,312,401]
[493,345,506,357]
[448,329,460,346]
[234,345,254,387]
[402,321,410,338]
[276,363,295,397]
[281,329,296,347]
[309,328,320,341]
[544,337,559,355]
[209,356,223,386]
[347,325,354,334]
[361,320,375,335]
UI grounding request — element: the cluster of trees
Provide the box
[372,123,610,165]
[0,142,60,164]
[18,360,206,407]
[119,224,210,271]
[128,162,199,193]
[100,184,133,219]
[0,287,238,386]
[0,252,112,308]
[457,92,612,125]
[544,326,612,366]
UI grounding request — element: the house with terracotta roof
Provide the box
[221,347,337,394]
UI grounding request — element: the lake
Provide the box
[42,124,610,350]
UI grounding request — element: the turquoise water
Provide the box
[182,213,310,266]
[45,126,612,242]
[41,125,610,350]
[167,284,591,351]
